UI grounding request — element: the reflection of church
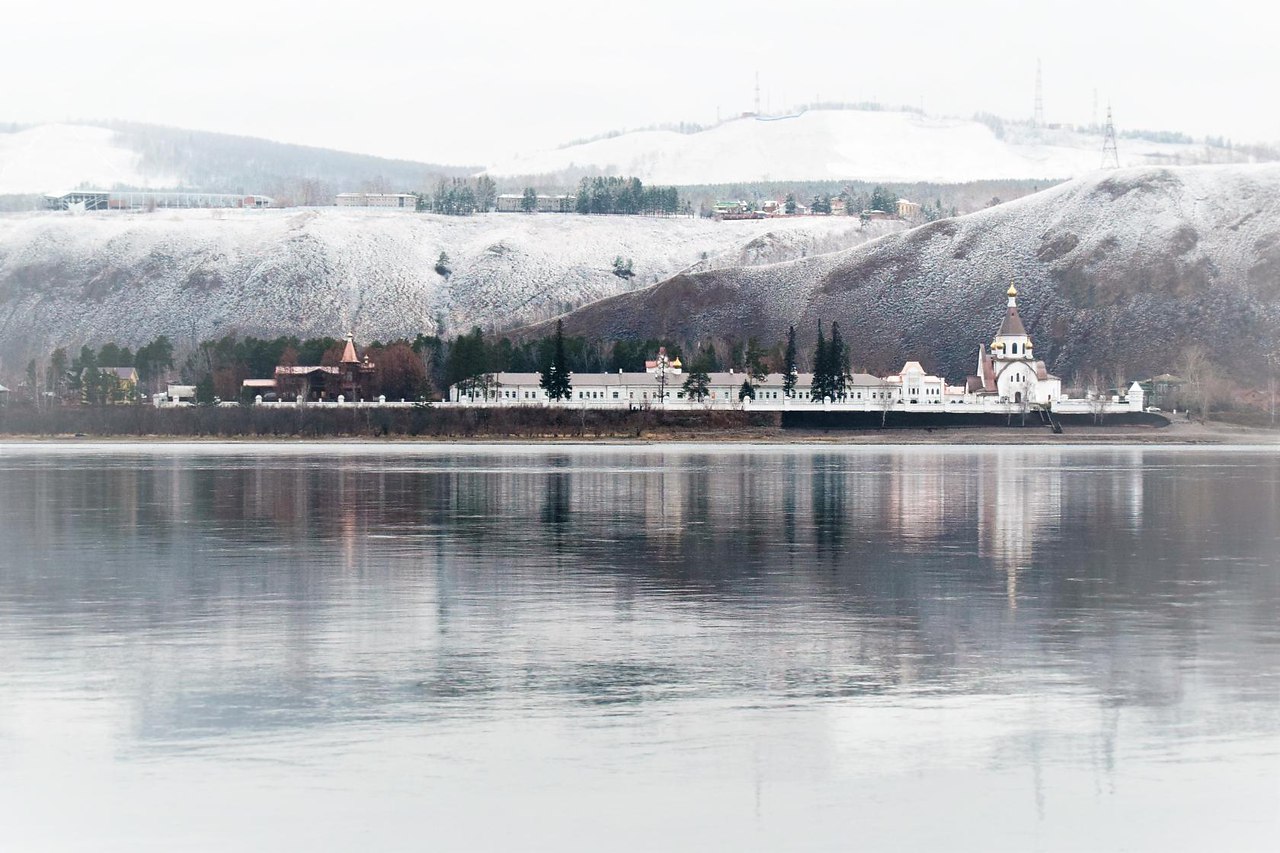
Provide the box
[978,450,1064,607]
[969,285,1063,405]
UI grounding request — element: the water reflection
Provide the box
[0,444,1276,851]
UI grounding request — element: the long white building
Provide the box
[450,370,893,406]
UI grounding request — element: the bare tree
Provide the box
[1179,345,1216,422]
[1084,368,1107,424]
[1014,378,1032,424]
[1266,349,1279,428]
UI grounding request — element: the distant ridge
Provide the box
[488,108,1257,185]
[0,121,477,200]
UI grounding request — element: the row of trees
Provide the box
[421,176,499,216]
[21,337,177,406]
[574,176,683,216]
[497,322,850,406]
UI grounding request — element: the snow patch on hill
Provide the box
[0,208,900,362]
[0,124,175,195]
[488,109,1234,184]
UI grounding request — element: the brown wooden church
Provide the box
[258,334,377,402]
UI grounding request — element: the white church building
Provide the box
[968,284,1063,405]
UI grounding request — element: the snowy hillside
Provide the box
[488,109,1240,184]
[541,164,1280,382]
[0,122,474,199]
[0,124,175,195]
[0,209,900,363]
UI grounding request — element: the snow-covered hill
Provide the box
[0,122,475,199]
[0,124,176,195]
[488,109,1242,184]
[539,164,1280,382]
[0,209,900,364]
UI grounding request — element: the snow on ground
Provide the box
[0,124,174,195]
[488,109,1230,184]
[0,207,900,362]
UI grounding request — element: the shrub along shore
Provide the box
[0,405,780,439]
[2,404,1266,444]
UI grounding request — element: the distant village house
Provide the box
[335,192,417,209]
[495,194,576,213]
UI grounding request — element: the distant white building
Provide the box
[449,370,891,405]
[153,384,197,406]
[885,361,948,404]
[495,193,576,213]
[896,198,922,219]
[335,192,418,209]
[44,190,273,211]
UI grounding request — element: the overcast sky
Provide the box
[3,1,1276,166]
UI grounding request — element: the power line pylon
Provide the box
[1033,59,1044,127]
[1100,103,1120,169]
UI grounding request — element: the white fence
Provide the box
[219,394,1143,416]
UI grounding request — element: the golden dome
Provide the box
[1007,283,1018,298]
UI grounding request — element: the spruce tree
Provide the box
[682,368,711,402]
[682,349,714,402]
[540,320,572,401]
[829,322,850,400]
[812,322,830,402]
[745,337,768,384]
[783,326,798,397]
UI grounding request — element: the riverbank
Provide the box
[0,405,1274,445]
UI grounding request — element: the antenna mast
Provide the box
[754,71,761,115]
[1033,59,1044,127]
[1101,103,1120,169]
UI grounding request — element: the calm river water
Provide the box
[0,443,1277,851]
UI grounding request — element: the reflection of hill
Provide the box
[0,447,1276,740]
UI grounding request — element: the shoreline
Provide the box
[1,421,1276,447]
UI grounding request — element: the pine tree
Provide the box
[738,379,755,401]
[783,326,798,397]
[521,187,538,213]
[829,322,850,400]
[682,368,711,402]
[745,337,768,384]
[48,347,68,397]
[540,320,572,401]
[812,322,830,401]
